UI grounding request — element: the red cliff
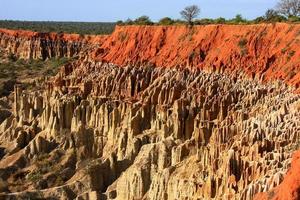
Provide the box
[0,28,107,60]
[92,24,300,90]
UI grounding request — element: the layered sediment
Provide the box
[0,28,106,60]
[0,24,300,200]
[93,24,300,90]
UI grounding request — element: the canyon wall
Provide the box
[1,24,300,88]
[93,24,300,90]
[0,28,106,60]
[0,24,300,200]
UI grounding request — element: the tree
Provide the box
[233,14,246,23]
[180,5,200,25]
[265,9,279,20]
[116,20,124,25]
[276,0,300,17]
[125,18,134,25]
[158,17,174,25]
[134,16,153,25]
[214,17,226,24]
[264,9,287,22]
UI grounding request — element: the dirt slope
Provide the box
[92,24,300,90]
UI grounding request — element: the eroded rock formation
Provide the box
[92,24,300,91]
[0,24,300,200]
[254,150,300,200]
[0,28,106,60]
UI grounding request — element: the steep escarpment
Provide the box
[0,28,106,60]
[0,24,300,200]
[93,24,300,90]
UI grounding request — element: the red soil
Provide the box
[2,24,300,90]
[0,28,107,43]
[93,24,300,91]
[254,150,300,200]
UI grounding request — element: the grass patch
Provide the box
[27,171,42,183]
[0,51,74,97]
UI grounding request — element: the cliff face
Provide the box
[93,24,300,90]
[1,24,300,88]
[0,25,300,200]
[0,28,106,60]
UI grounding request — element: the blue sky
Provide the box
[0,0,278,22]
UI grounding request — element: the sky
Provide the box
[0,0,278,22]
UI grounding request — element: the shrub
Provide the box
[124,18,134,25]
[288,50,296,60]
[288,16,300,22]
[27,171,42,183]
[158,17,174,25]
[0,20,116,35]
[231,14,247,23]
[238,38,248,56]
[8,53,17,62]
[262,9,287,22]
[238,38,248,48]
[194,18,214,25]
[134,16,153,25]
[214,17,226,24]
[240,48,248,56]
[116,20,124,25]
[254,16,266,23]
[281,47,288,53]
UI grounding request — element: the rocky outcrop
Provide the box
[0,28,106,60]
[0,24,300,199]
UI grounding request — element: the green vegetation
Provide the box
[288,50,296,60]
[238,38,248,56]
[116,1,300,26]
[134,16,154,25]
[1,13,300,35]
[117,14,300,26]
[0,48,73,97]
[0,20,116,35]
[158,17,175,25]
[238,38,248,48]
[27,171,43,183]
[26,152,64,188]
[1,1,300,33]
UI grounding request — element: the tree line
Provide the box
[118,0,300,26]
[0,20,116,35]
[0,0,299,35]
